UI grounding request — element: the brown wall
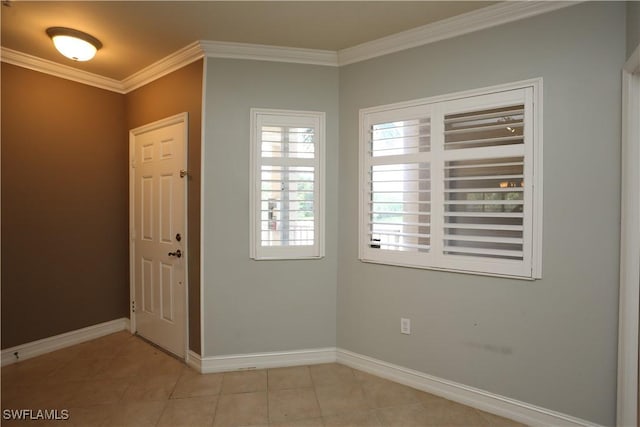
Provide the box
[126,59,203,354]
[1,63,129,348]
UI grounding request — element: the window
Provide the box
[250,109,325,260]
[359,80,542,279]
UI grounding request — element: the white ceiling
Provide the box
[1,1,496,80]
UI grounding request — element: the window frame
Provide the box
[250,108,325,260]
[358,79,543,279]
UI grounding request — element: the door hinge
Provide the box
[131,159,136,168]
[131,300,136,313]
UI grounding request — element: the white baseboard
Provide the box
[0,324,603,427]
[1,317,130,366]
[336,348,601,427]
[190,345,601,426]
[196,347,337,374]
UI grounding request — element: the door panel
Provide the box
[132,115,187,358]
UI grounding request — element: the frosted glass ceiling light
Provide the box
[46,27,102,61]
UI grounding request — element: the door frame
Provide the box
[618,45,640,427]
[129,112,189,359]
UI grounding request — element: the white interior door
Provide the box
[130,113,188,358]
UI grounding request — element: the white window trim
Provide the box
[250,108,326,260]
[358,78,543,280]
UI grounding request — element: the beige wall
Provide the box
[1,63,129,348]
[1,59,204,354]
[126,59,204,354]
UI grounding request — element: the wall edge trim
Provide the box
[336,348,603,427]
[198,347,337,373]
[1,318,130,366]
[186,350,203,372]
[617,52,640,426]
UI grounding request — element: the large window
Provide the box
[250,109,325,260]
[359,80,542,279]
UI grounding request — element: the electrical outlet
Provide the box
[401,318,411,334]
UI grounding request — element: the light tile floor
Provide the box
[1,332,527,426]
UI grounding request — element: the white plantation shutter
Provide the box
[360,82,541,278]
[251,109,325,260]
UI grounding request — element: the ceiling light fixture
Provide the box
[46,27,102,62]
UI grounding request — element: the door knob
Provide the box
[168,249,182,258]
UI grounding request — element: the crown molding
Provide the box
[200,40,338,67]
[1,42,205,94]
[337,1,579,66]
[121,41,205,93]
[2,1,579,92]
[0,47,125,93]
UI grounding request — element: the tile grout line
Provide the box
[265,368,271,425]
[154,365,185,426]
[307,364,326,425]
[152,399,170,427]
[352,364,386,426]
[211,371,224,427]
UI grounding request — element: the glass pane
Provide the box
[368,163,430,252]
[261,126,315,159]
[444,105,524,150]
[260,166,315,246]
[371,118,430,157]
[443,157,524,260]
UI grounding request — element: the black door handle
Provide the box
[168,249,182,258]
